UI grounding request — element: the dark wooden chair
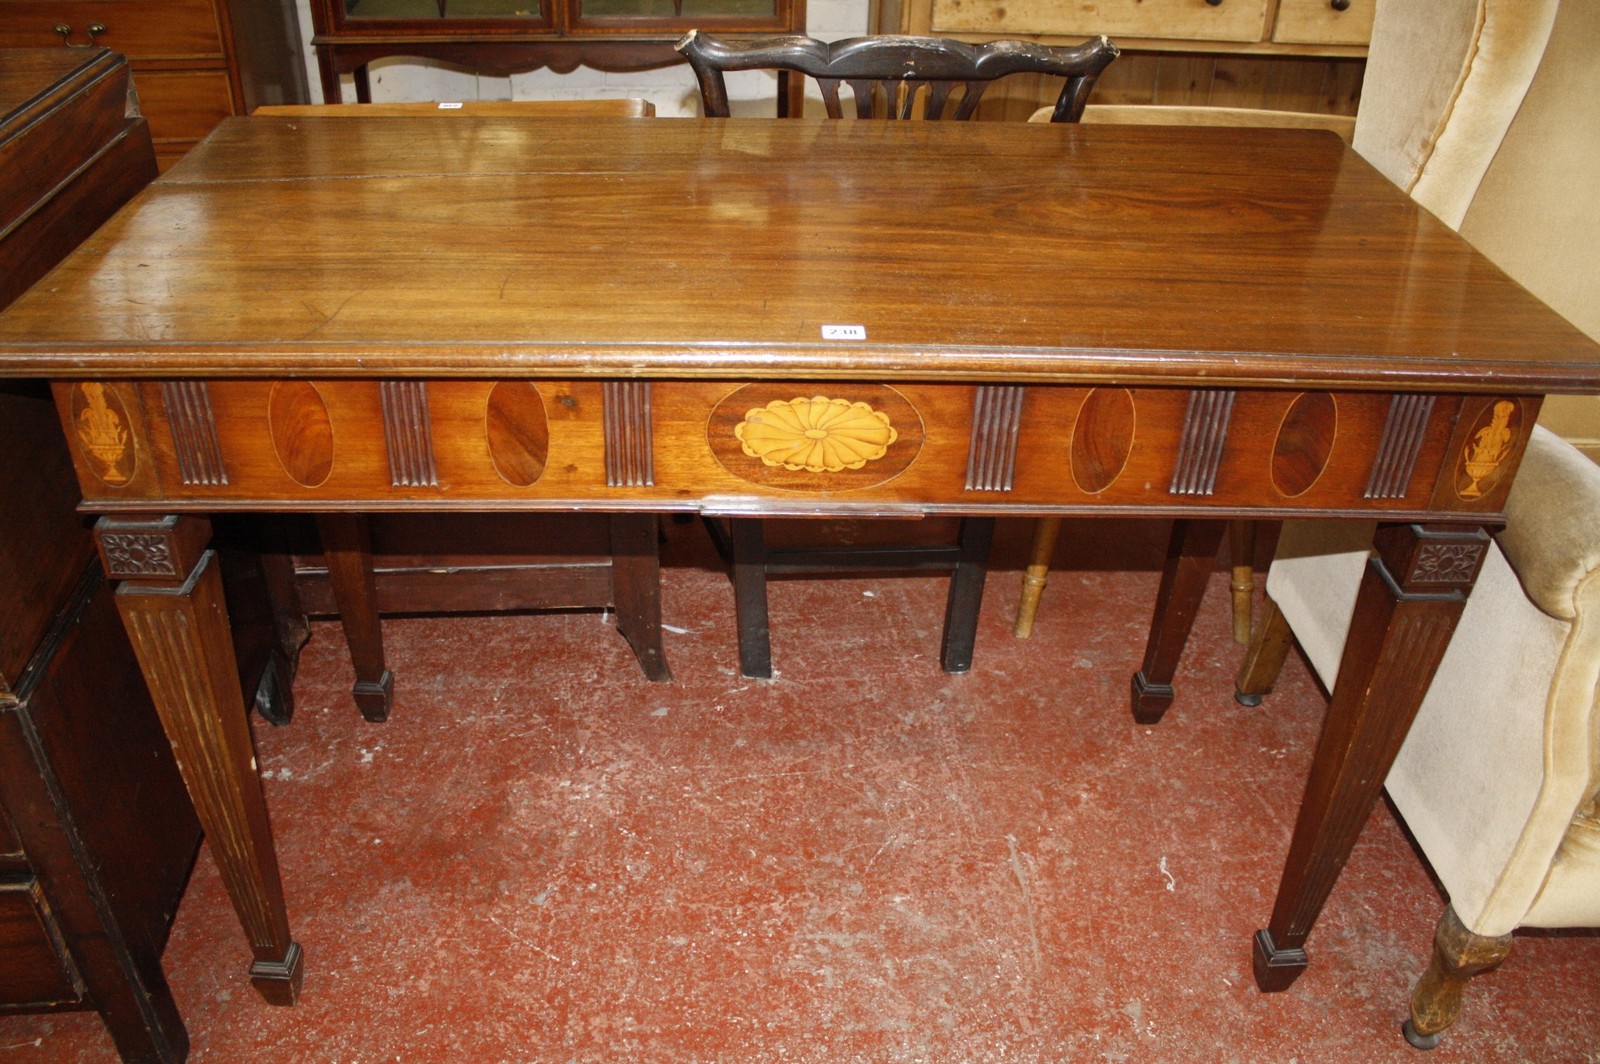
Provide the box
[677,31,1119,679]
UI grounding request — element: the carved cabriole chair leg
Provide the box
[1403,905,1514,1049]
[1014,516,1060,638]
[1235,594,1294,707]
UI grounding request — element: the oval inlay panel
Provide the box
[1456,398,1523,501]
[268,381,334,488]
[709,383,922,492]
[71,382,136,486]
[1271,392,1338,498]
[485,382,550,487]
[1069,387,1135,494]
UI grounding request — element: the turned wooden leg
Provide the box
[1402,905,1513,1049]
[941,517,994,673]
[1254,522,1490,992]
[316,513,392,722]
[1404,906,1514,1049]
[1014,517,1061,639]
[729,518,773,679]
[609,514,671,682]
[1235,594,1294,707]
[1131,519,1227,724]
[1230,520,1257,645]
[97,515,302,1006]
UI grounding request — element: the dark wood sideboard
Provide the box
[0,0,308,169]
[0,49,195,1063]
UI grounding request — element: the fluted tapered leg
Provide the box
[98,515,302,1005]
[1254,522,1489,992]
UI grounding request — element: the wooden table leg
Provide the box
[729,518,773,679]
[1131,519,1226,724]
[1229,519,1256,644]
[317,513,393,722]
[941,517,994,673]
[1253,522,1490,991]
[96,515,303,1006]
[609,513,672,682]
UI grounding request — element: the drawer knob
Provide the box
[54,22,107,48]
[1331,0,1352,9]
[1204,0,1223,6]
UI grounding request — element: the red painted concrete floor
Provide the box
[4,518,1598,1062]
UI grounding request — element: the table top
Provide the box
[2,115,1598,392]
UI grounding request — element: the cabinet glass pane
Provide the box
[581,0,777,18]
[344,0,544,18]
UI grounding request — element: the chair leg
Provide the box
[941,517,995,673]
[728,518,773,679]
[1014,517,1061,638]
[1403,905,1513,1050]
[609,514,671,682]
[1234,594,1295,707]
[316,513,393,722]
[253,551,308,727]
[1230,519,1256,644]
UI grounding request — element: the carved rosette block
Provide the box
[965,385,1023,492]
[737,395,897,473]
[95,515,212,584]
[603,380,654,488]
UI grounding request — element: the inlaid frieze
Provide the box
[1069,387,1135,494]
[965,385,1024,492]
[708,383,922,492]
[71,382,136,487]
[484,382,550,487]
[1169,389,1236,496]
[161,380,228,486]
[603,381,654,488]
[267,382,335,489]
[1365,394,1435,499]
[379,381,439,488]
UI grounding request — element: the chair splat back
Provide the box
[677,31,1119,121]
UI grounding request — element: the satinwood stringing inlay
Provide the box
[267,381,334,489]
[484,382,549,488]
[1364,394,1435,499]
[1169,389,1235,496]
[161,381,228,486]
[603,381,654,487]
[965,385,1023,492]
[379,381,439,488]
[1069,387,1136,494]
[1270,392,1337,498]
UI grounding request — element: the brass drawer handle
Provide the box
[54,22,107,48]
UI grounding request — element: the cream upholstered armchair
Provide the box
[1236,0,1600,1048]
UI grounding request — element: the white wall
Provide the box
[292,0,870,116]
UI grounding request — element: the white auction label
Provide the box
[822,324,867,340]
[437,102,465,110]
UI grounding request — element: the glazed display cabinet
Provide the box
[308,0,807,109]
